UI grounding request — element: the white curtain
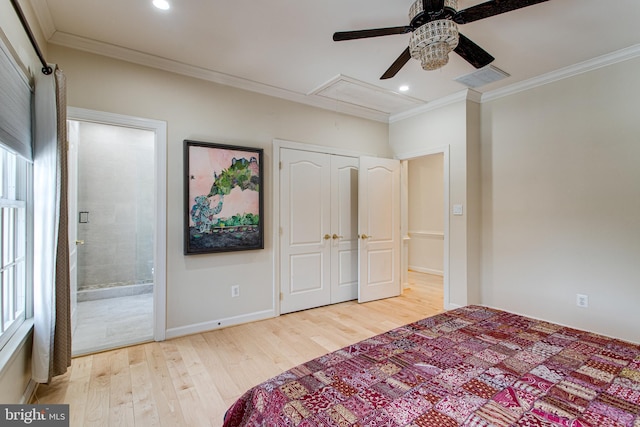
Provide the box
[32,65,71,383]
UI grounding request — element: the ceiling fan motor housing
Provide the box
[409,0,458,26]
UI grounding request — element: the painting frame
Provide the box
[184,140,264,255]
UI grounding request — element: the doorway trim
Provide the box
[397,145,450,310]
[67,107,167,341]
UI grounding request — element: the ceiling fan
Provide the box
[333,0,549,79]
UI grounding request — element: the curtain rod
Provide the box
[10,0,53,75]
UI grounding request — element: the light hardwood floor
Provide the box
[33,271,443,427]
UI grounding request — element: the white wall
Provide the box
[466,101,482,306]
[391,56,640,344]
[480,57,640,343]
[48,45,392,335]
[407,153,444,275]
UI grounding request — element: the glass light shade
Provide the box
[419,42,451,70]
[409,19,459,60]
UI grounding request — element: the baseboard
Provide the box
[408,266,443,276]
[445,302,463,311]
[22,379,38,404]
[165,309,277,340]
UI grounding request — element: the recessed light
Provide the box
[153,0,170,10]
[399,85,409,92]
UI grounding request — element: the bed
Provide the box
[223,305,640,427]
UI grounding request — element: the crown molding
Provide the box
[389,89,480,123]
[28,0,56,39]
[389,45,640,122]
[481,44,640,103]
[466,89,482,104]
[48,31,391,123]
[29,0,640,124]
[44,31,640,124]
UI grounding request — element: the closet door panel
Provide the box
[330,155,359,304]
[358,156,401,303]
[280,149,331,314]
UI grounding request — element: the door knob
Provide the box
[360,234,370,240]
[75,240,85,245]
[332,234,343,239]
[323,234,331,240]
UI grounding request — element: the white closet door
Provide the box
[330,155,359,304]
[280,148,331,314]
[358,156,401,303]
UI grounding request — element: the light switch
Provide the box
[452,204,463,216]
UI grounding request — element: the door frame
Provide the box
[397,145,450,310]
[272,139,376,315]
[67,107,168,341]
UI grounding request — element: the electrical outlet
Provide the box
[231,285,240,298]
[576,294,588,308]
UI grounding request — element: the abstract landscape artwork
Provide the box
[184,140,263,254]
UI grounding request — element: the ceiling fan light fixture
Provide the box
[419,42,451,70]
[409,19,459,71]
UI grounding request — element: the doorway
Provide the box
[400,147,449,309]
[407,153,445,276]
[67,108,167,355]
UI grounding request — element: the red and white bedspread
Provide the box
[223,305,640,427]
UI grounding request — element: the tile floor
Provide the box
[72,292,154,356]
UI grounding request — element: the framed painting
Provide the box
[184,140,264,254]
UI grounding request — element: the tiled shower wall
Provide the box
[76,121,154,291]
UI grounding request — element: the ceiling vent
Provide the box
[454,65,510,88]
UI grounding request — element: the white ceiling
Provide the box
[29,0,640,122]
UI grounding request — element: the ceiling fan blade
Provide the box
[380,47,412,80]
[333,26,412,41]
[454,34,495,68]
[453,0,549,24]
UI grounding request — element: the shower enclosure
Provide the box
[69,119,155,354]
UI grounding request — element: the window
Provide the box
[0,146,29,350]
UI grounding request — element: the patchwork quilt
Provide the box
[223,305,640,426]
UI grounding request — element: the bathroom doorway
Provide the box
[67,109,167,356]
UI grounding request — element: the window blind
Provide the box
[0,36,33,161]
